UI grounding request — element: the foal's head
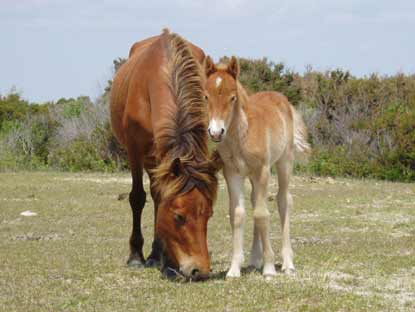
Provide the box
[153,154,222,280]
[204,56,241,142]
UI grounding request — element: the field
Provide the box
[1,172,414,311]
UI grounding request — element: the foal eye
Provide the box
[174,214,186,226]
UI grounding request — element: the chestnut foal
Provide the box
[204,56,310,278]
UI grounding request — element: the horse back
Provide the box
[110,33,205,150]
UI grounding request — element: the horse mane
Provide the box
[151,29,219,203]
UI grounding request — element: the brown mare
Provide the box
[110,30,221,280]
[203,56,310,278]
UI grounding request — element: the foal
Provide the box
[204,56,310,278]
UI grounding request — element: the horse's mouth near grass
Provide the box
[162,266,209,282]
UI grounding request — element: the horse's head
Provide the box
[154,154,222,281]
[204,56,240,143]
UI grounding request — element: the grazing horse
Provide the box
[110,30,221,280]
[203,56,310,278]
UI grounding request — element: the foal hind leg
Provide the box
[251,166,277,277]
[145,173,162,268]
[276,152,295,274]
[127,161,146,267]
[224,167,246,278]
[248,179,263,270]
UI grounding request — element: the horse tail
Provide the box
[292,106,311,156]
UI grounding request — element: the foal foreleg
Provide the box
[252,167,277,277]
[224,168,245,278]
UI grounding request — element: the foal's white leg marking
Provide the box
[248,180,263,269]
[276,154,295,274]
[215,76,222,88]
[251,167,277,277]
[224,167,245,278]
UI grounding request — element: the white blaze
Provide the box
[215,77,222,88]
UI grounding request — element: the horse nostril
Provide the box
[191,268,200,277]
[220,128,225,135]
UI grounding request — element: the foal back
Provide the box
[243,91,297,166]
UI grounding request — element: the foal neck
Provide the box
[227,102,248,145]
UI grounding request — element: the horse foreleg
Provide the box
[252,166,277,277]
[127,165,146,267]
[224,168,245,278]
[124,140,149,267]
[276,152,295,274]
[145,173,162,268]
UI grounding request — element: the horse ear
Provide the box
[227,56,240,79]
[204,56,217,77]
[209,150,223,173]
[170,158,183,177]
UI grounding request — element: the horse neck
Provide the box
[227,99,248,147]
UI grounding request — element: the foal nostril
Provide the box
[220,128,225,135]
[191,268,200,278]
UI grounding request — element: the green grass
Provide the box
[1,172,414,311]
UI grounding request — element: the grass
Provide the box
[0,171,414,311]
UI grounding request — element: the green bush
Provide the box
[48,137,117,172]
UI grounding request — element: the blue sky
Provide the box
[1,0,414,103]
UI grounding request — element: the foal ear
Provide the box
[227,56,240,79]
[204,55,217,77]
[170,158,183,177]
[209,150,223,173]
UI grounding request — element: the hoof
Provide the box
[264,275,275,281]
[263,263,277,277]
[282,267,296,276]
[127,258,145,268]
[226,268,241,278]
[145,258,160,268]
[246,265,257,273]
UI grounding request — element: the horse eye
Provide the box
[230,95,237,102]
[174,214,186,226]
[204,95,209,101]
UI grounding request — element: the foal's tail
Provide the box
[292,106,311,155]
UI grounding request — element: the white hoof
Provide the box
[282,267,296,275]
[226,267,241,278]
[263,263,277,277]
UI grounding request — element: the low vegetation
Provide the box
[1,172,414,311]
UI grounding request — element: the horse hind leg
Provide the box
[248,179,263,270]
[251,166,277,278]
[276,152,295,274]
